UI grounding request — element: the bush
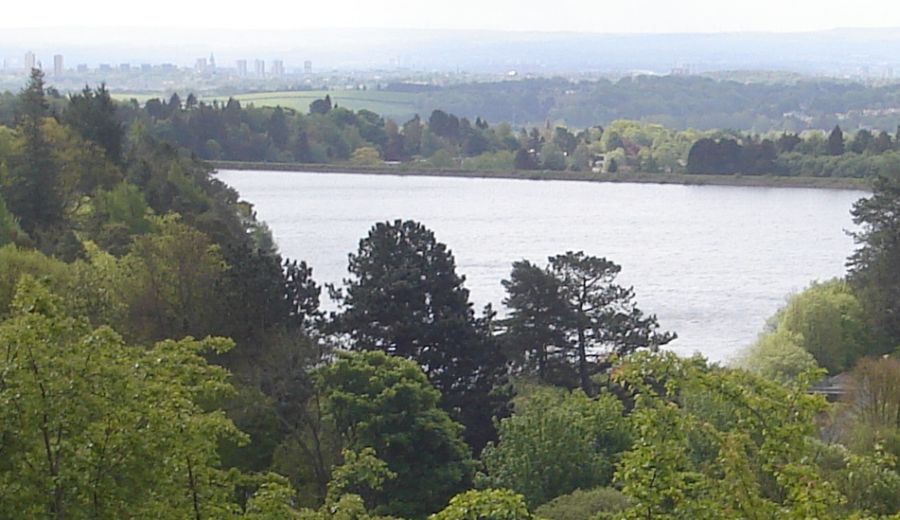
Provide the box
[533,487,630,520]
[351,146,382,166]
[429,489,532,520]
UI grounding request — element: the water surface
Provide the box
[217,170,867,363]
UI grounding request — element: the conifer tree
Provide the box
[3,68,63,234]
[332,220,509,452]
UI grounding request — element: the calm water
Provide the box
[217,170,867,363]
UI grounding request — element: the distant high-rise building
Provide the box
[271,60,284,77]
[304,60,312,74]
[76,64,88,73]
[53,54,64,76]
[254,59,265,78]
[99,64,112,72]
[209,53,216,72]
[236,59,248,77]
[195,58,208,73]
[24,51,35,72]
[119,63,131,72]
[140,63,152,72]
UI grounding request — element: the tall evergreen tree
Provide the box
[502,252,675,394]
[501,259,569,383]
[3,68,63,235]
[63,83,124,163]
[847,174,900,352]
[331,219,509,452]
[266,106,289,149]
[828,125,845,156]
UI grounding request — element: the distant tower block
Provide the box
[271,60,284,77]
[209,52,216,72]
[53,54,64,76]
[254,59,265,78]
[304,60,312,74]
[236,59,248,77]
[24,51,36,72]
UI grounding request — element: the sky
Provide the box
[4,0,900,33]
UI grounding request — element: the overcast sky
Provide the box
[4,0,900,33]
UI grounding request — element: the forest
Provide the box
[5,81,900,180]
[0,70,899,518]
[405,75,900,130]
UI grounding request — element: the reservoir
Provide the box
[217,169,867,363]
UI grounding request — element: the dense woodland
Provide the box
[0,70,899,518]
[6,79,900,179]
[118,91,900,179]
[407,76,900,131]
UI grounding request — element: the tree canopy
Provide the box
[332,219,510,453]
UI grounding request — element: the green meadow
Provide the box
[114,89,423,119]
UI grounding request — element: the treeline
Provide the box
[406,75,900,131]
[7,81,900,180]
[118,92,900,179]
[114,91,604,172]
[78,93,731,176]
[687,125,900,177]
[1,71,899,518]
[12,74,900,131]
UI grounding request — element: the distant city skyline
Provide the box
[5,26,900,80]
[3,0,900,34]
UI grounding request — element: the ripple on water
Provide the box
[217,170,866,364]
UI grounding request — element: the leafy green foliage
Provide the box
[817,443,900,517]
[533,487,631,520]
[613,351,841,519]
[120,213,227,342]
[0,244,73,317]
[480,388,630,507]
[325,448,396,506]
[776,280,872,374]
[0,192,26,246]
[316,351,475,519]
[87,182,155,254]
[428,489,532,520]
[734,328,820,383]
[0,277,247,518]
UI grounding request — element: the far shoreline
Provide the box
[209,160,872,191]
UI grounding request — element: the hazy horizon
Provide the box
[5,0,900,33]
[4,26,900,76]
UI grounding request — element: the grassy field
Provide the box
[219,90,420,118]
[113,90,423,120]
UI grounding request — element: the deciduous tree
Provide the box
[316,351,475,518]
[481,388,631,507]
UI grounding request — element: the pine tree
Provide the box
[63,83,123,163]
[827,125,845,156]
[502,252,675,394]
[3,68,63,234]
[332,220,509,452]
[847,175,900,351]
